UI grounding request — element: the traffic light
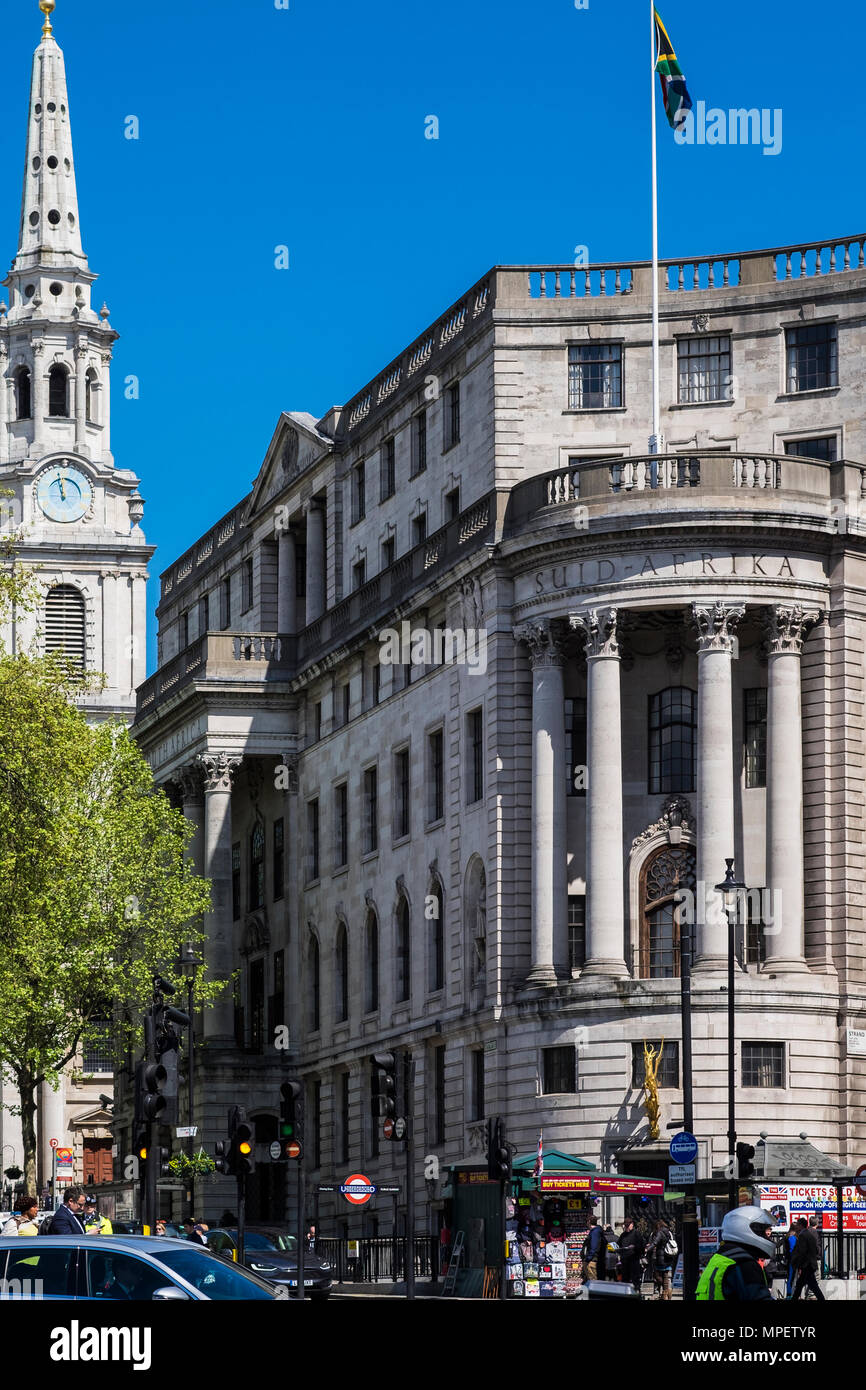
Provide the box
[487,1115,511,1182]
[135,1130,148,1165]
[214,1139,232,1176]
[736,1142,756,1182]
[280,1081,303,1142]
[229,1105,255,1177]
[157,1146,171,1178]
[138,1060,167,1122]
[371,1052,397,1123]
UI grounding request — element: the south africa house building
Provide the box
[132,234,866,1236]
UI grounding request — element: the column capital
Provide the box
[691,600,745,653]
[513,618,567,668]
[764,604,821,655]
[174,763,204,805]
[197,750,241,793]
[570,606,620,659]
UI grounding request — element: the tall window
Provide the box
[200,592,209,633]
[339,1072,351,1163]
[467,709,483,804]
[307,799,320,881]
[412,514,427,547]
[220,575,232,629]
[784,435,838,461]
[742,1042,785,1088]
[335,784,348,868]
[470,1048,485,1122]
[380,438,396,500]
[412,410,427,475]
[335,924,349,1023]
[85,367,98,424]
[786,323,838,392]
[445,381,460,449]
[429,880,444,993]
[431,1047,446,1146]
[241,556,253,612]
[648,687,697,794]
[351,460,366,524]
[445,487,461,521]
[353,559,366,591]
[639,844,696,978]
[312,1079,322,1168]
[394,748,410,839]
[271,948,285,1030]
[744,889,769,966]
[308,934,320,1033]
[363,768,378,854]
[542,1046,576,1094]
[565,696,587,797]
[365,909,379,1013]
[313,701,322,743]
[342,683,351,726]
[631,1041,680,1088]
[231,843,241,921]
[14,365,31,420]
[396,896,410,1002]
[568,343,622,409]
[677,335,732,403]
[273,818,284,900]
[82,1021,114,1074]
[249,957,265,1053]
[428,729,445,823]
[179,610,189,650]
[48,363,69,417]
[381,537,395,571]
[249,821,265,910]
[744,689,768,788]
[45,585,86,670]
[568,895,586,971]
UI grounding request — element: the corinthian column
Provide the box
[692,601,744,967]
[571,608,628,976]
[763,605,820,972]
[514,619,568,984]
[197,751,241,1042]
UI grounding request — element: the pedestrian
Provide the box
[619,1217,646,1290]
[82,1196,113,1235]
[581,1217,606,1281]
[785,1221,798,1298]
[219,1210,237,1226]
[602,1223,620,1279]
[646,1218,677,1300]
[790,1218,825,1301]
[808,1216,825,1283]
[695,1207,775,1301]
[44,1185,87,1235]
[14,1196,40,1237]
[0,1208,18,1238]
[155,1219,167,1237]
[182,1216,206,1245]
[306,1222,316,1252]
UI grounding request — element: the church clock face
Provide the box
[36,462,93,523]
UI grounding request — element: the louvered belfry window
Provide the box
[45,585,86,669]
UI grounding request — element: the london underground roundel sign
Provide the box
[340,1173,377,1206]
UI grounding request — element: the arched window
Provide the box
[85,367,98,425]
[464,858,487,996]
[365,909,379,1013]
[639,844,696,978]
[429,880,444,993]
[308,934,320,1033]
[48,364,70,417]
[45,584,86,670]
[249,821,265,910]
[14,366,31,420]
[648,687,697,794]
[335,923,349,1023]
[395,896,410,1003]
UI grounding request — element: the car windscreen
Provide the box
[156,1247,277,1299]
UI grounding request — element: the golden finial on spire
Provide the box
[40,1,56,38]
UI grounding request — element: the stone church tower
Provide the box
[0,0,152,720]
[0,3,153,1200]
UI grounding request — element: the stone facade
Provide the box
[134,235,866,1231]
[0,15,152,1198]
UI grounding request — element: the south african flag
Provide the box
[654,8,693,131]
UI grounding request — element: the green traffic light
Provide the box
[280,1122,294,1138]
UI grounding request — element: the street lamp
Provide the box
[714,859,747,1211]
[177,945,202,1218]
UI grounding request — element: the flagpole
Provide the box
[650,0,661,456]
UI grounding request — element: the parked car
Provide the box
[205,1227,332,1298]
[0,1235,286,1300]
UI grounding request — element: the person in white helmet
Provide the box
[695,1206,776,1300]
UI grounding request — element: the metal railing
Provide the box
[315,1235,439,1284]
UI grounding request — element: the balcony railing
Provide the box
[135,630,291,718]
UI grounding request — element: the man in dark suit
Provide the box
[47,1186,88,1235]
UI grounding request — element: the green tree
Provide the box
[0,653,214,1192]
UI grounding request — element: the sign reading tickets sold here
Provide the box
[760,1184,866,1232]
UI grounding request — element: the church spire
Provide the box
[14,0,86,275]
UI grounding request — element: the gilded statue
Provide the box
[642,1038,665,1140]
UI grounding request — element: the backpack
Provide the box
[38,1214,54,1236]
[663,1232,679,1259]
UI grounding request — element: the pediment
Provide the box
[247,411,334,522]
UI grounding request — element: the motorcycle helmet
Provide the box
[720,1205,775,1259]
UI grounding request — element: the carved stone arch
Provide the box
[306,922,321,1034]
[240,912,270,957]
[334,910,350,1024]
[393,876,412,1005]
[39,573,97,673]
[464,854,487,1001]
[426,866,446,995]
[628,831,697,979]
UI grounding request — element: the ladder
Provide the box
[441,1230,465,1297]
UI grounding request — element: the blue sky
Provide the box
[1,0,864,671]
